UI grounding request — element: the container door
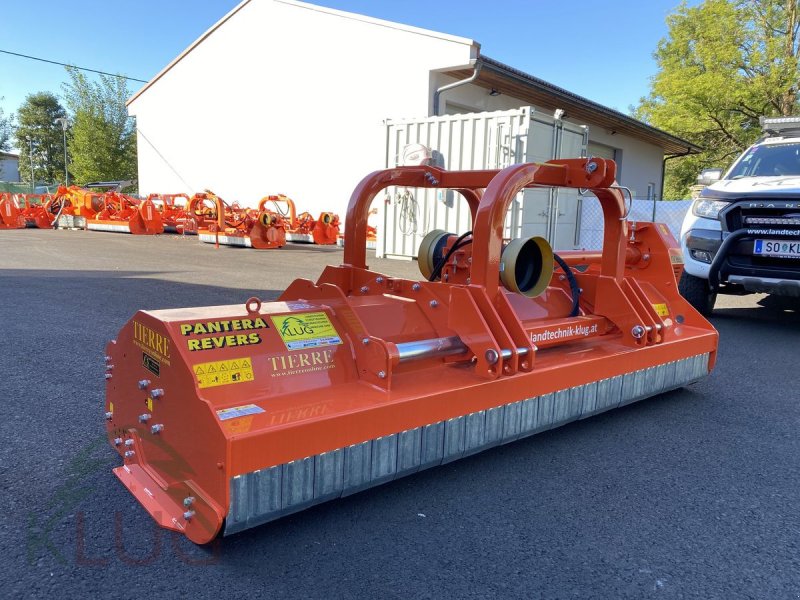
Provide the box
[522,113,588,250]
[552,124,589,250]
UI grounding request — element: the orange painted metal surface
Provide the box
[104,158,718,543]
[19,194,57,228]
[261,194,340,244]
[259,194,297,228]
[51,185,104,217]
[0,193,26,229]
[36,185,101,225]
[88,192,164,235]
[183,192,219,234]
[148,193,191,233]
[2,187,164,231]
[195,191,286,249]
[0,192,69,229]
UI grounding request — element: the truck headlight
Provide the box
[691,199,728,220]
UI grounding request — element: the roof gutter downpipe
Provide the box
[433,60,482,116]
[660,148,695,206]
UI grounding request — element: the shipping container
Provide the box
[379,107,588,258]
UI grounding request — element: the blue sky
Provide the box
[1,0,686,121]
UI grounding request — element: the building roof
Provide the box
[443,56,700,155]
[0,151,19,159]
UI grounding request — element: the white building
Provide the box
[128,0,697,251]
[0,151,20,182]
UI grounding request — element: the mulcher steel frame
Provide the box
[104,158,718,543]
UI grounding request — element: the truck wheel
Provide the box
[679,272,717,316]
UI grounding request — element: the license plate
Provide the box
[753,239,800,258]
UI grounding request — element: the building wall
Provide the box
[433,73,527,115]
[131,1,666,222]
[129,0,475,216]
[587,128,664,200]
[436,74,664,200]
[0,155,20,182]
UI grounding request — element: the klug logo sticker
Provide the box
[270,312,342,350]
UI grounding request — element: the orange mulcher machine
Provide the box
[104,158,718,544]
[0,193,26,229]
[148,193,191,233]
[88,191,164,235]
[0,193,57,229]
[263,194,340,245]
[1,187,97,229]
[192,190,286,249]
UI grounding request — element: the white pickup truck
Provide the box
[679,116,800,314]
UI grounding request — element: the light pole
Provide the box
[55,117,69,186]
[28,138,34,192]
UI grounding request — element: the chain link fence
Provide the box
[0,181,60,194]
[578,198,693,250]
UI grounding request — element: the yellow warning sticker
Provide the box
[652,303,670,317]
[146,397,154,412]
[193,357,254,389]
[270,312,343,351]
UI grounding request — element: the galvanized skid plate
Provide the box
[225,353,709,535]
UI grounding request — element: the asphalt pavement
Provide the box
[1,229,798,599]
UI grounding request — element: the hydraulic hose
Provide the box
[554,253,581,317]
[428,231,473,282]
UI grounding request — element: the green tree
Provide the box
[62,67,137,186]
[13,92,67,184]
[638,0,800,198]
[0,99,12,152]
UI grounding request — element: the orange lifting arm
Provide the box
[189,190,227,230]
[469,159,621,297]
[343,166,496,268]
[164,193,190,206]
[259,194,297,229]
[206,191,226,230]
[187,193,205,217]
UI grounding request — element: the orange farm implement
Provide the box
[53,185,104,218]
[192,191,286,249]
[183,192,219,235]
[149,193,191,233]
[0,192,68,229]
[263,194,340,245]
[20,194,58,228]
[0,193,25,229]
[39,185,105,228]
[104,158,718,544]
[87,191,164,235]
